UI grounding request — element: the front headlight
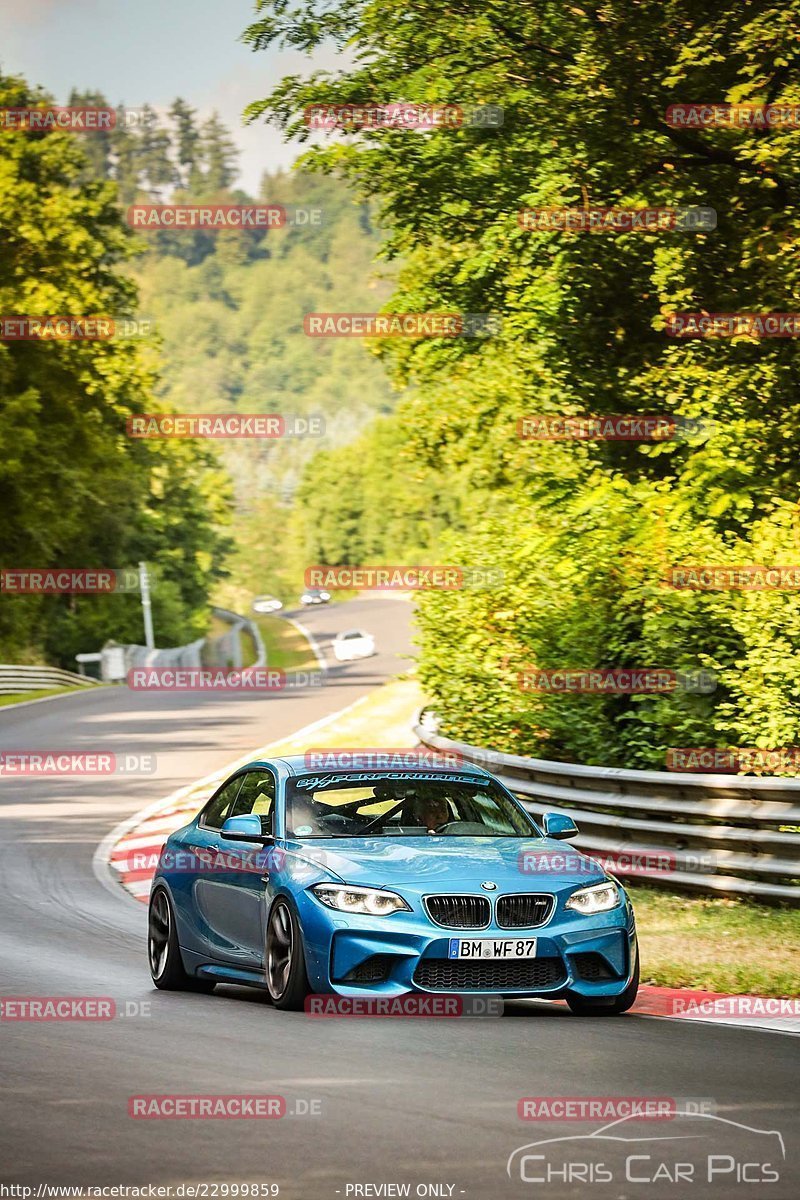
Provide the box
[565,881,622,916]
[310,884,411,916]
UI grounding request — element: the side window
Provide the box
[231,770,276,830]
[201,776,245,830]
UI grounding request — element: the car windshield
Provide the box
[284,771,539,838]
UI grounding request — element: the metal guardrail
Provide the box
[101,606,266,680]
[413,717,800,904]
[0,664,100,695]
[210,606,266,669]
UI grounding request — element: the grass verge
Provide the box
[264,676,425,759]
[629,885,800,996]
[252,614,318,672]
[0,685,91,708]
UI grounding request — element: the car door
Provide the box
[193,768,277,968]
[169,773,245,954]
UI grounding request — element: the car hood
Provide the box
[286,836,607,891]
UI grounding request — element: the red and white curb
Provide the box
[630,985,800,1035]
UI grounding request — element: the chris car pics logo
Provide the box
[507,1112,785,1186]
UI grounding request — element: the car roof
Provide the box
[234,754,492,779]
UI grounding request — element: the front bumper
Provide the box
[295,888,636,1000]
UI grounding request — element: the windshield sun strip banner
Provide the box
[292,771,491,790]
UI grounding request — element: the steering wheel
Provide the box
[434,820,484,835]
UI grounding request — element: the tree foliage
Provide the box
[245,0,800,764]
[0,72,232,665]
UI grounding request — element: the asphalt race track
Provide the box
[1,596,798,1199]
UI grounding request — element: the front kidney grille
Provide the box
[413,957,566,992]
[496,894,554,928]
[424,895,491,929]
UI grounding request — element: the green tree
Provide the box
[244,0,800,764]
[198,111,239,193]
[170,97,202,191]
[139,104,176,197]
[0,71,232,665]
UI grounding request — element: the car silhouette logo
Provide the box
[507,1111,786,1181]
[481,881,497,891]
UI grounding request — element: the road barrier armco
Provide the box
[0,664,100,696]
[101,605,266,680]
[413,714,800,904]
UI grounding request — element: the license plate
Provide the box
[448,937,537,960]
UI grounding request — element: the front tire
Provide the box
[566,941,639,1016]
[148,886,215,993]
[266,898,310,1011]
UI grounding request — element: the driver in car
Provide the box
[408,791,450,832]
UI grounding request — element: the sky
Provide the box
[0,0,333,193]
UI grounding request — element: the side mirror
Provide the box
[543,812,579,840]
[221,814,273,844]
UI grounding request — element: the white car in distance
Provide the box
[332,629,376,662]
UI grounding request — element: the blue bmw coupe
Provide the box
[147,757,639,1014]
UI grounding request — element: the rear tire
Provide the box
[148,886,216,993]
[266,898,310,1011]
[566,940,639,1016]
